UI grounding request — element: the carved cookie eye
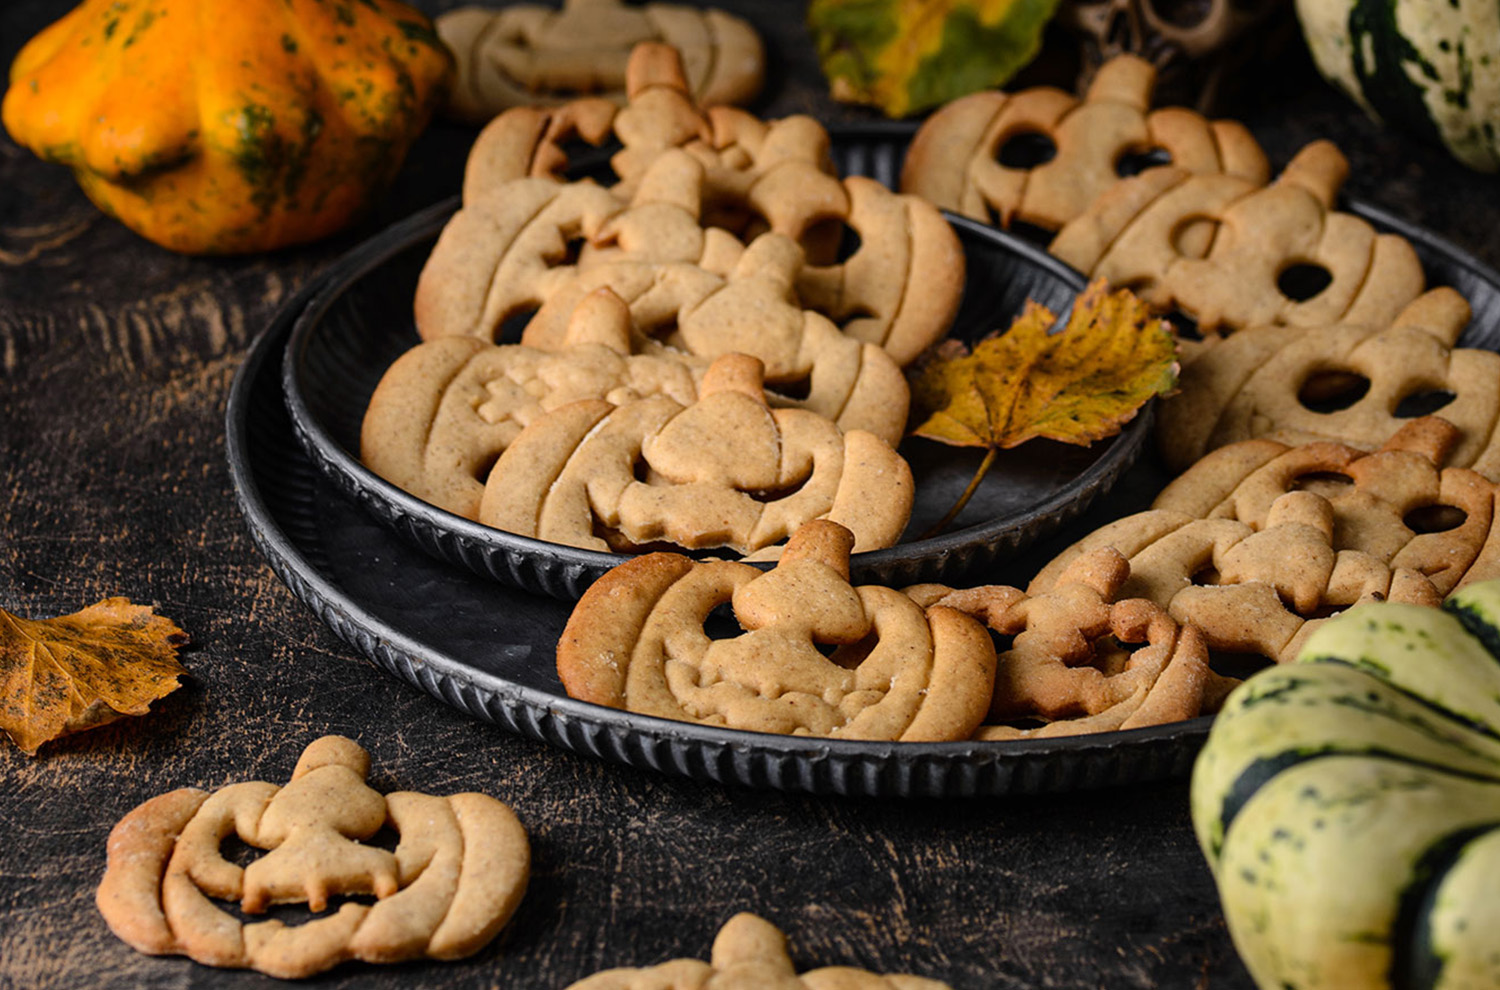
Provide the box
[1393,388,1457,418]
[1297,370,1371,413]
[996,131,1059,169]
[1277,261,1335,302]
[1116,145,1173,177]
[1405,503,1468,534]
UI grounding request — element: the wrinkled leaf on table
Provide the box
[908,279,1178,534]
[0,598,188,755]
[807,0,1062,118]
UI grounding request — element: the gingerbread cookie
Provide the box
[557,520,995,741]
[1157,288,1500,475]
[413,176,623,342]
[909,548,1236,739]
[902,53,1268,233]
[1030,419,1500,664]
[437,0,764,124]
[565,912,954,989]
[481,355,913,557]
[363,289,701,520]
[95,736,529,978]
[1049,140,1427,338]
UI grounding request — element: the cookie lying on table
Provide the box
[565,912,953,989]
[95,736,529,979]
[437,0,764,123]
[557,520,995,741]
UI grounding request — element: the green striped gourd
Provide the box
[1295,0,1500,172]
[1190,581,1500,989]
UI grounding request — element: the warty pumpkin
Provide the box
[2,0,453,254]
[1191,582,1500,989]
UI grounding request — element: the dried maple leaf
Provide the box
[0,598,188,755]
[909,280,1178,534]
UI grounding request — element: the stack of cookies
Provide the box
[363,42,961,559]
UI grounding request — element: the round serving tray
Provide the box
[281,197,1145,600]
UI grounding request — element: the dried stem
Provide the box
[920,446,997,541]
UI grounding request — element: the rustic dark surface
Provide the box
[2,2,1498,989]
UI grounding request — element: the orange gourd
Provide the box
[2,0,453,254]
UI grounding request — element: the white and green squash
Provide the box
[1295,0,1500,172]
[1191,581,1500,989]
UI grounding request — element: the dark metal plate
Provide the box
[281,197,1145,599]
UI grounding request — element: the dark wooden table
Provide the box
[3,3,1497,988]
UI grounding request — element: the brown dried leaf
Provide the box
[910,279,1178,450]
[0,598,188,755]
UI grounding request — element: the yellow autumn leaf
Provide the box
[0,598,188,755]
[807,0,1061,117]
[908,280,1178,534]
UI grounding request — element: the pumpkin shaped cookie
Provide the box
[95,736,529,978]
[436,0,763,124]
[909,547,1237,739]
[1157,287,1500,475]
[1049,140,1427,337]
[1030,419,1500,663]
[463,42,836,209]
[481,355,913,556]
[557,521,995,741]
[565,912,954,989]
[363,288,700,520]
[902,53,1268,233]
[413,176,623,341]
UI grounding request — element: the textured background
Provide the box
[3,1,1497,988]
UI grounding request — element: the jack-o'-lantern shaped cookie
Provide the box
[414,176,623,342]
[95,736,529,978]
[480,354,913,556]
[1050,140,1427,338]
[1157,288,1500,476]
[909,547,1237,739]
[902,53,1268,233]
[564,912,955,989]
[558,521,995,740]
[363,289,701,520]
[436,0,764,124]
[1031,419,1500,663]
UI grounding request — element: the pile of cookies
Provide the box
[363,41,957,558]
[537,51,1500,743]
[364,40,1500,743]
